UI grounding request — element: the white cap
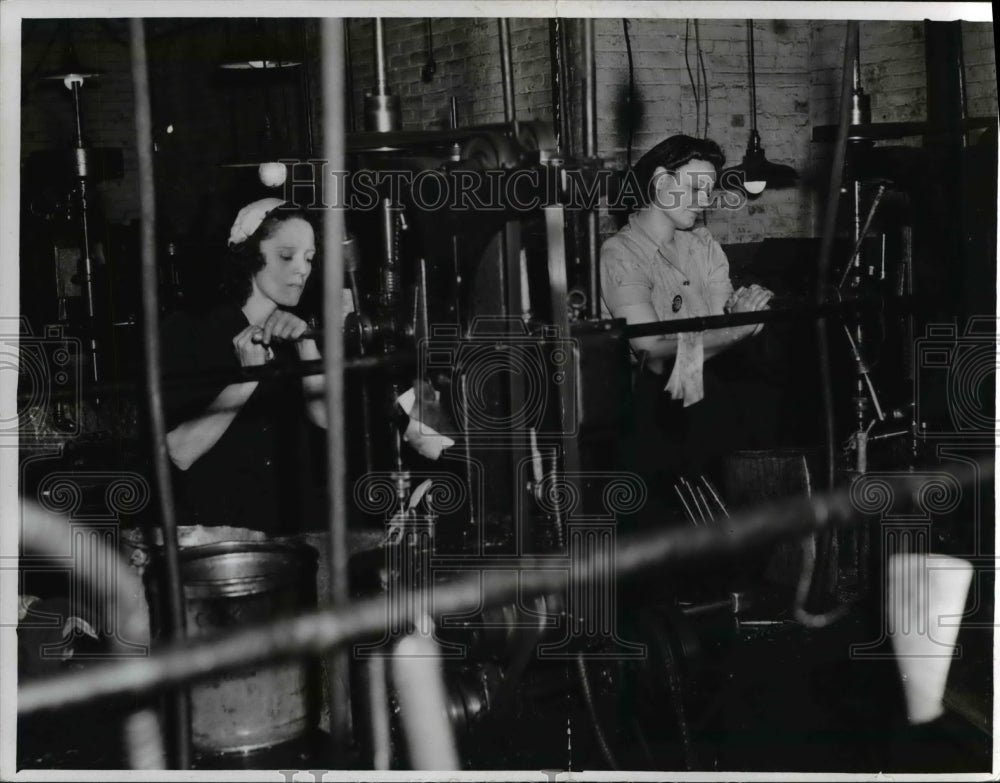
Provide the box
[227,198,287,247]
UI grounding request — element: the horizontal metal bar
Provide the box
[346,122,537,153]
[622,296,908,339]
[17,351,421,408]
[18,459,989,715]
[25,295,915,409]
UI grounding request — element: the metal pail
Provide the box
[149,540,319,754]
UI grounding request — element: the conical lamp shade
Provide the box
[40,39,102,82]
[720,129,798,196]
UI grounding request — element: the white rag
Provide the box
[664,331,705,407]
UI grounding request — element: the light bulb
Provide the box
[744,180,766,195]
[258,161,288,187]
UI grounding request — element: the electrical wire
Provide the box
[747,20,758,130]
[684,20,701,137]
[695,20,708,137]
[622,18,635,170]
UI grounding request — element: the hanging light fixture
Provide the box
[40,24,104,86]
[219,19,310,187]
[219,18,302,70]
[721,20,798,196]
[38,22,107,384]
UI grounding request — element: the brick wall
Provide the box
[593,18,815,245]
[346,18,552,132]
[21,16,997,239]
[808,20,996,234]
[963,21,998,119]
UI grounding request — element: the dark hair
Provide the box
[221,203,319,305]
[631,134,726,209]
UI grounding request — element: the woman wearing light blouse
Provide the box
[601,135,772,484]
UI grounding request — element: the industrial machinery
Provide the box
[14,15,995,775]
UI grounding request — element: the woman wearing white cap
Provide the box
[161,199,326,535]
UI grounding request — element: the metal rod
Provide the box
[957,24,969,146]
[20,461,989,715]
[815,21,859,491]
[498,18,517,136]
[548,19,563,152]
[343,19,355,133]
[582,19,599,318]
[747,20,757,129]
[365,656,392,769]
[346,121,538,152]
[128,18,187,769]
[392,631,460,770]
[582,20,597,158]
[70,81,99,382]
[374,18,388,94]
[838,182,888,289]
[674,484,699,526]
[26,288,917,410]
[76,181,99,383]
[22,292,917,409]
[19,351,424,407]
[320,16,352,752]
[700,475,730,518]
[842,324,886,421]
[71,81,84,143]
[623,294,900,338]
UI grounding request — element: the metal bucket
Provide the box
[149,540,319,754]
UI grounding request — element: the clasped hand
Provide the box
[725,283,774,337]
[233,310,311,367]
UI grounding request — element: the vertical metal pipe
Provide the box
[343,19,355,133]
[301,26,316,153]
[392,632,460,769]
[128,17,190,769]
[582,19,599,318]
[71,83,99,382]
[71,82,84,144]
[365,656,392,769]
[956,26,969,147]
[747,20,757,127]
[816,20,858,492]
[582,20,597,158]
[380,198,399,305]
[559,21,573,153]
[808,22,859,611]
[498,18,517,132]
[320,17,352,751]
[374,18,388,94]
[548,19,564,153]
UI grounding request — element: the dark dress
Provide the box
[161,304,320,535]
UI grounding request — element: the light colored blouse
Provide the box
[600,213,734,406]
